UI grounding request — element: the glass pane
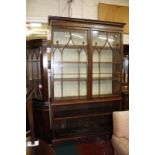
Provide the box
[93,31,107,46]
[63,81,78,97]
[92,30,121,96]
[32,62,38,80]
[54,81,62,97]
[53,29,87,46]
[108,33,120,48]
[71,31,87,45]
[93,80,112,95]
[38,61,41,79]
[100,64,112,73]
[93,63,112,75]
[93,50,99,62]
[53,31,70,45]
[79,63,87,78]
[80,81,87,96]
[63,48,78,61]
[80,49,87,62]
[52,29,88,99]
[93,63,99,74]
[100,50,112,62]
[63,63,78,78]
[100,80,112,94]
[53,49,61,62]
[53,62,62,79]
[93,80,99,95]
[28,61,32,80]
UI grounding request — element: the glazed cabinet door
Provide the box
[92,30,122,97]
[26,47,43,99]
[51,28,88,99]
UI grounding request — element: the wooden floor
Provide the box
[54,138,114,155]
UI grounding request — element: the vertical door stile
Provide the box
[87,28,92,98]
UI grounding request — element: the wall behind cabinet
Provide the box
[27,0,129,22]
[98,3,129,34]
[27,0,129,44]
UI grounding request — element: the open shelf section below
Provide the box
[52,125,112,143]
[52,126,112,143]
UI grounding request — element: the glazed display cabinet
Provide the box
[48,17,125,143]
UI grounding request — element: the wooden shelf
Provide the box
[92,77,120,80]
[92,72,121,74]
[54,77,87,81]
[53,77,120,81]
[93,61,121,64]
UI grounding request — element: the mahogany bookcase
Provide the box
[26,16,125,144]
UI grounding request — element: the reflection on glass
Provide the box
[53,30,87,46]
[93,31,107,46]
[54,31,70,45]
[108,33,120,48]
[92,31,120,48]
[123,55,129,83]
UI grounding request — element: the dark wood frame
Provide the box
[122,44,129,110]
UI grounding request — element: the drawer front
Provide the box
[54,100,121,118]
